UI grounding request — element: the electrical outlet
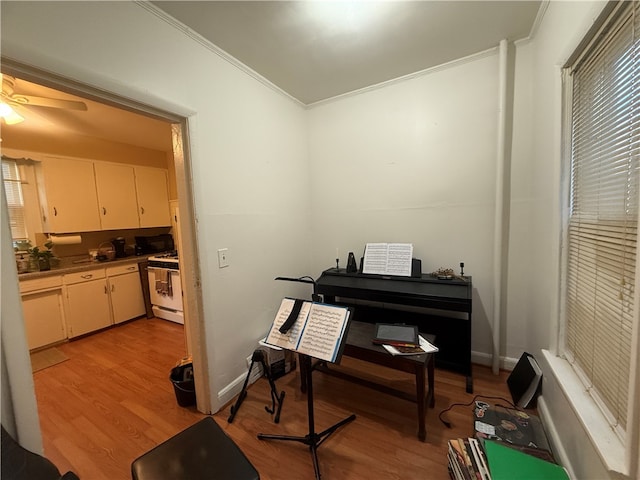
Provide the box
[217,248,229,268]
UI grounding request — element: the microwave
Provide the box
[134,234,174,255]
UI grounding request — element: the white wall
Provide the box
[308,53,500,359]
[0,1,311,413]
[509,1,616,478]
[1,2,624,477]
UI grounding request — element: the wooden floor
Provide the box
[33,317,513,480]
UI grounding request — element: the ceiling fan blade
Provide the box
[20,95,88,111]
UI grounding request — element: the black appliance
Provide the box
[135,234,174,255]
[112,237,127,258]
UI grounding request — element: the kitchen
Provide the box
[2,74,188,355]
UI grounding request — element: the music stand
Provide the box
[257,277,356,480]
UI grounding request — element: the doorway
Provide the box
[1,62,210,423]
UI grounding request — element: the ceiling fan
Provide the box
[1,74,88,124]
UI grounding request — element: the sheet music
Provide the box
[265,298,312,350]
[297,304,350,362]
[362,243,413,276]
[265,300,350,363]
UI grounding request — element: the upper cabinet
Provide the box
[37,155,171,233]
[95,162,139,230]
[38,156,101,233]
[135,167,171,228]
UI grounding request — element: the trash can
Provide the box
[170,361,196,407]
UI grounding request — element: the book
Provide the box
[362,242,413,276]
[382,335,439,355]
[459,438,481,480]
[468,438,491,480]
[483,440,569,480]
[373,323,419,347]
[473,404,555,463]
[507,352,542,408]
[264,298,350,363]
[448,439,486,480]
[448,440,472,480]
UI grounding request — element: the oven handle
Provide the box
[147,266,179,272]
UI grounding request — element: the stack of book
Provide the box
[373,323,439,356]
[448,437,490,480]
[448,437,570,480]
[447,403,571,479]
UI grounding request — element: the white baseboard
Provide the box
[217,363,263,409]
[471,351,520,371]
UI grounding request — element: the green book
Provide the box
[484,440,569,480]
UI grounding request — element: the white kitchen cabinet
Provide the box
[20,276,66,350]
[94,162,140,230]
[37,156,101,233]
[64,269,111,338]
[106,264,145,324]
[135,167,171,228]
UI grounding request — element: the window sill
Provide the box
[542,350,627,476]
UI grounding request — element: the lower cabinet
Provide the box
[20,262,147,343]
[64,269,111,338]
[20,276,66,350]
[106,264,145,324]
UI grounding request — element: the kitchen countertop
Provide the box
[18,254,156,281]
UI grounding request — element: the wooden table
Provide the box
[302,321,435,441]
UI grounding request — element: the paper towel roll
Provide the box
[49,234,82,245]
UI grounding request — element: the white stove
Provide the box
[147,251,183,324]
[148,252,179,269]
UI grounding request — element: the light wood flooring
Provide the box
[33,317,513,479]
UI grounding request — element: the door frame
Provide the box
[1,58,211,414]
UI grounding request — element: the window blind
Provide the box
[1,159,28,240]
[566,1,639,436]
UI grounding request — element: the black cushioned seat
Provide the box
[1,425,80,480]
[131,417,259,480]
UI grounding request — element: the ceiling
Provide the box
[152,1,542,105]
[1,1,541,152]
[1,75,173,153]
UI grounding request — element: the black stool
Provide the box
[131,417,259,480]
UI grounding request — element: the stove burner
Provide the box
[149,251,179,260]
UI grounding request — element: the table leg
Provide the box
[428,355,435,408]
[415,363,426,442]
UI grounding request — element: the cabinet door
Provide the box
[95,162,140,230]
[39,156,101,233]
[134,167,171,228]
[109,271,145,324]
[22,290,66,350]
[65,279,111,338]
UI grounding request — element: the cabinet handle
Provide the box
[104,285,108,294]
[111,285,115,292]
[102,207,107,215]
[81,274,93,279]
[140,206,145,215]
[126,266,136,271]
[53,207,58,217]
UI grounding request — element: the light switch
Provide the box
[217,248,229,268]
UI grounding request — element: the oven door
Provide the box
[148,267,183,311]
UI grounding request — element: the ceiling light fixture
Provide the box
[304,1,390,34]
[0,101,24,125]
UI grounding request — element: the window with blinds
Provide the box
[2,158,29,240]
[565,1,639,439]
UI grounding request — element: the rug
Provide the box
[30,347,69,373]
